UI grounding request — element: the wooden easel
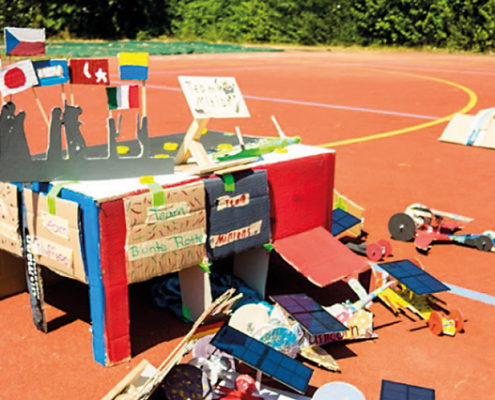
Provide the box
[175,118,257,175]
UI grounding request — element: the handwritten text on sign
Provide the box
[41,211,70,239]
[127,228,206,261]
[216,193,250,211]
[145,202,191,224]
[209,220,262,248]
[29,236,73,270]
[178,76,250,119]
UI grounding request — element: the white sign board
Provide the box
[178,76,250,119]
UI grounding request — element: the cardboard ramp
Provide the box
[440,109,495,149]
[273,226,369,288]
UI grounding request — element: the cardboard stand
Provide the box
[178,265,213,321]
[440,108,495,149]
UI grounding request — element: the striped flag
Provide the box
[118,52,149,81]
[4,27,45,56]
[0,60,39,96]
[106,85,140,110]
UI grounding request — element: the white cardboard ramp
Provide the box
[440,108,495,149]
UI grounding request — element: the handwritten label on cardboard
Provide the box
[209,220,262,249]
[41,211,70,239]
[124,181,207,283]
[178,76,250,119]
[216,193,250,211]
[146,202,191,224]
[29,236,73,270]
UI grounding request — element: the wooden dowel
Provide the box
[141,80,147,117]
[32,87,49,128]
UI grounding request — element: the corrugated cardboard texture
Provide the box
[254,152,335,241]
[23,189,86,282]
[204,170,271,260]
[273,226,369,288]
[0,249,26,299]
[0,183,22,256]
[124,181,207,283]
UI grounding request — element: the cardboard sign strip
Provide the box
[209,220,262,249]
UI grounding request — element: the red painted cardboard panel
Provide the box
[255,153,335,241]
[273,226,369,287]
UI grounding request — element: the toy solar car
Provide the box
[388,203,493,253]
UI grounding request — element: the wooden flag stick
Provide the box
[69,83,75,106]
[32,87,49,128]
[270,115,286,138]
[60,84,67,105]
[142,80,147,117]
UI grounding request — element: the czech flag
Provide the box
[33,59,69,87]
[0,60,39,96]
[106,85,140,110]
[4,27,45,56]
[118,52,149,81]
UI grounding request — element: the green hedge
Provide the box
[2,0,495,51]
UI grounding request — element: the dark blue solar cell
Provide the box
[271,294,348,335]
[332,208,361,236]
[378,260,449,295]
[380,380,435,400]
[211,325,313,394]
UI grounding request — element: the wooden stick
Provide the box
[235,126,246,150]
[271,115,286,138]
[60,84,67,105]
[32,87,49,128]
[69,83,75,106]
[141,80,147,117]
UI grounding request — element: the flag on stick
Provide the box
[0,60,39,96]
[106,85,140,110]
[118,52,149,81]
[69,59,110,85]
[4,27,45,56]
[33,59,69,87]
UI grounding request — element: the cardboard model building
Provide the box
[440,108,495,149]
[0,102,174,182]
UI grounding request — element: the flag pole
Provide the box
[61,84,67,105]
[32,87,50,128]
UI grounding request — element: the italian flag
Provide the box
[106,85,139,110]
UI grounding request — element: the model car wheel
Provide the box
[378,239,393,257]
[427,311,443,336]
[366,243,382,261]
[449,308,464,333]
[476,235,493,252]
[388,213,416,241]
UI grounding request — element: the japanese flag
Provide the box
[0,60,39,96]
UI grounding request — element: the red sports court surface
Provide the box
[1,49,495,400]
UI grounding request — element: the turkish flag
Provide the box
[69,59,110,85]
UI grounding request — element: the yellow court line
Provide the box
[318,70,478,148]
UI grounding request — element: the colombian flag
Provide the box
[118,52,149,81]
[4,27,45,56]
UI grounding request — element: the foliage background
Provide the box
[2,0,495,51]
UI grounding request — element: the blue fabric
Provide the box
[119,65,148,81]
[151,271,261,321]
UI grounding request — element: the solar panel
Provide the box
[332,208,361,236]
[271,294,348,336]
[378,260,449,295]
[211,324,313,394]
[380,380,435,400]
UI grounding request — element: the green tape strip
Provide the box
[222,174,235,192]
[199,261,212,274]
[47,182,74,215]
[146,183,165,207]
[182,304,191,322]
[263,243,274,252]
